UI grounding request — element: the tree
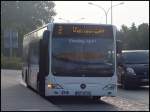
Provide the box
[117,23,149,50]
[128,23,138,49]
[137,23,149,49]
[1,1,56,57]
[1,1,56,33]
[118,24,130,49]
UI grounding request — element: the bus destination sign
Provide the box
[52,24,113,38]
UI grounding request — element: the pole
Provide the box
[103,11,107,24]
[106,14,107,24]
[10,30,12,57]
[89,2,124,25]
[111,1,112,24]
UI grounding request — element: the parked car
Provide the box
[117,50,149,89]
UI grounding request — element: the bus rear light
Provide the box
[48,84,53,89]
[47,84,63,89]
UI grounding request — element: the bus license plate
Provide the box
[75,91,91,96]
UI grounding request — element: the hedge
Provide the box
[1,56,22,70]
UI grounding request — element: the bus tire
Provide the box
[22,71,24,81]
[122,77,130,89]
[37,76,45,97]
[25,70,29,87]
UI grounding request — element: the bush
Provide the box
[1,56,22,70]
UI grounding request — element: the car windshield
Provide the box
[123,51,149,64]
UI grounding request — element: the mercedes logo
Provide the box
[80,84,86,89]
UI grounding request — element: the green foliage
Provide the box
[1,1,56,57]
[1,1,56,34]
[1,56,22,70]
[137,23,149,49]
[117,23,149,50]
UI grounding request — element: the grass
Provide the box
[1,56,22,70]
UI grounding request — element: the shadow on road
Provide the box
[45,96,121,111]
[46,96,120,111]
[2,83,120,111]
[46,96,103,105]
[118,85,149,91]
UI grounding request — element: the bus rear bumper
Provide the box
[45,85,117,97]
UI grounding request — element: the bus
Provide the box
[22,23,117,100]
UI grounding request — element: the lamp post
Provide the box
[88,2,124,24]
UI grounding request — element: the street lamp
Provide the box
[88,2,124,24]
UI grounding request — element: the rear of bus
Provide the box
[45,23,117,97]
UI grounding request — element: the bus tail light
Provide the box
[47,84,63,89]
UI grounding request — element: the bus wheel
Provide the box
[22,71,24,80]
[25,70,29,87]
[37,80,40,92]
[37,79,45,97]
[92,96,101,101]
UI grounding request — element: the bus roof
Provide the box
[53,22,114,26]
[24,22,115,37]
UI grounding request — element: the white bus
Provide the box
[22,23,117,100]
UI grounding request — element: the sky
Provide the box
[53,1,149,29]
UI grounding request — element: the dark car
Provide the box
[117,50,149,89]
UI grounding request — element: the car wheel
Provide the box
[122,78,129,89]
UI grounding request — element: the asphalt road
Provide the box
[1,69,149,111]
[118,85,149,105]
